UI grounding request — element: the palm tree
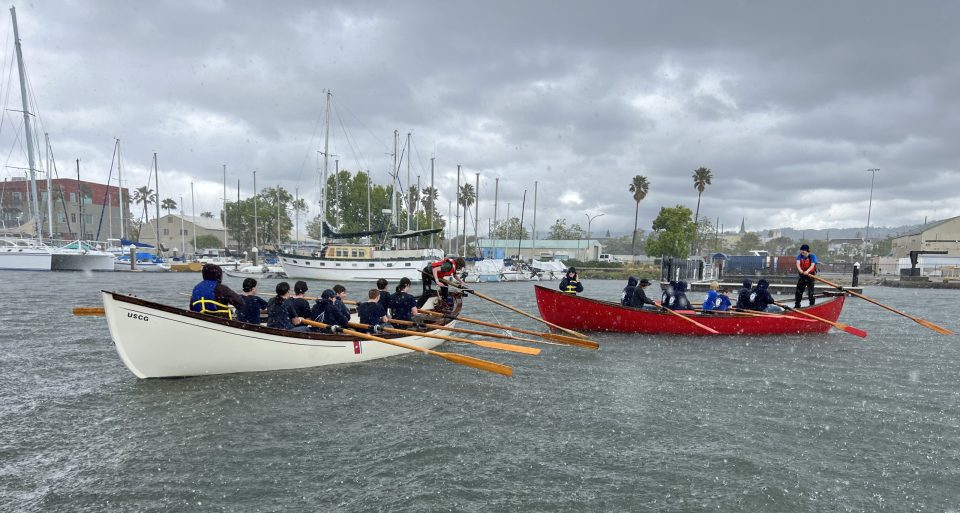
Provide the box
[458,183,476,253]
[420,186,438,214]
[131,186,156,228]
[692,167,712,227]
[693,167,713,250]
[629,175,650,260]
[407,185,420,216]
[200,211,214,219]
[161,198,178,216]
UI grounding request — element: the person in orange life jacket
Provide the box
[630,278,658,309]
[620,276,638,306]
[237,277,268,324]
[559,267,583,295]
[667,280,692,310]
[266,281,309,331]
[357,289,390,333]
[421,256,467,305]
[750,279,783,312]
[390,277,420,322]
[189,263,244,315]
[310,289,348,332]
[288,280,312,320]
[795,244,818,308]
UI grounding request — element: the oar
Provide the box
[420,310,599,350]
[439,278,590,340]
[389,317,548,347]
[301,319,512,376]
[656,302,720,334]
[776,302,867,338]
[809,274,954,335]
[345,321,540,355]
[719,308,817,322]
[73,306,105,316]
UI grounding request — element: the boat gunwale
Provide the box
[104,290,460,341]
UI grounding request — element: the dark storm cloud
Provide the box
[4,0,958,233]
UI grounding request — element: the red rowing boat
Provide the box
[534,285,846,336]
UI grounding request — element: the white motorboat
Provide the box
[51,240,116,271]
[466,258,540,283]
[101,290,458,378]
[224,264,286,279]
[0,237,53,270]
[531,260,567,281]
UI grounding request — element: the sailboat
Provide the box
[279,92,443,282]
[0,7,113,271]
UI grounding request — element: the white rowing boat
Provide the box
[101,290,457,378]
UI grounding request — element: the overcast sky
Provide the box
[2,1,958,238]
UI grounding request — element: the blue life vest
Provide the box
[190,280,219,312]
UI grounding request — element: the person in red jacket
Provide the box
[420,256,467,307]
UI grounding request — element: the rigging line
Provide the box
[0,27,14,139]
[93,141,118,240]
[295,95,327,188]
[331,101,371,177]
[332,95,393,168]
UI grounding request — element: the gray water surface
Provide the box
[1,272,958,512]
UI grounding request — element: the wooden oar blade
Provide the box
[439,352,513,376]
[73,307,105,316]
[914,318,955,335]
[471,340,541,355]
[540,332,600,350]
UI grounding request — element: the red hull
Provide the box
[534,285,846,336]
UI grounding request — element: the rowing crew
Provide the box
[188,263,423,333]
[619,277,787,313]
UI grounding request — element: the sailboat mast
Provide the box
[155,154,161,254]
[321,91,331,247]
[532,180,538,256]
[429,157,435,248]
[44,133,53,238]
[179,195,185,258]
[191,182,197,256]
[76,159,83,240]
[222,164,227,249]
[493,177,498,258]
[392,130,398,230]
[253,170,258,249]
[117,139,125,239]
[474,172,479,254]
[11,7,40,241]
[406,132,411,233]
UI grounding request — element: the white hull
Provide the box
[224,265,286,279]
[280,255,437,282]
[114,260,171,272]
[102,291,453,378]
[51,251,116,271]
[0,241,52,270]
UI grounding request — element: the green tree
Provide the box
[547,218,570,239]
[763,236,794,255]
[872,234,894,257]
[691,167,712,253]
[602,233,644,255]
[644,205,695,259]
[224,186,296,249]
[161,198,177,215]
[421,186,438,214]
[734,232,762,254]
[130,186,156,240]
[458,183,476,247]
[629,175,650,258]
[200,211,214,218]
[490,217,528,240]
[195,234,221,249]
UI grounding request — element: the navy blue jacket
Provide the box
[357,301,387,330]
[312,298,349,328]
[237,295,267,324]
[736,279,753,310]
[288,297,312,320]
[750,280,775,311]
[390,292,418,322]
[378,291,391,313]
[266,298,297,329]
[621,277,638,306]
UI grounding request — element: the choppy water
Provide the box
[1,271,958,512]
